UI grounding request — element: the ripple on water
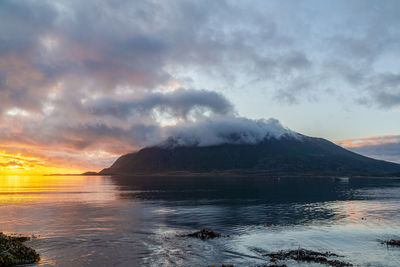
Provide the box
[1,176,400,266]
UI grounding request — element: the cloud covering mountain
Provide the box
[157,118,297,148]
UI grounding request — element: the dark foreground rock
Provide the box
[183,229,222,240]
[263,222,275,227]
[256,264,287,267]
[208,265,286,267]
[383,239,400,246]
[0,233,40,266]
[264,249,352,267]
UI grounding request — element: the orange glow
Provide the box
[335,135,400,148]
[0,150,83,175]
[0,175,116,203]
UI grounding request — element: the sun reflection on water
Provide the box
[0,175,117,203]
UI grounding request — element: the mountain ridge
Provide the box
[99,134,400,176]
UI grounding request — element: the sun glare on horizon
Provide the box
[0,151,83,176]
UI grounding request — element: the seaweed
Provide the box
[208,264,287,267]
[183,229,222,240]
[262,222,275,227]
[0,232,40,266]
[264,248,352,267]
[383,239,400,247]
[256,264,287,267]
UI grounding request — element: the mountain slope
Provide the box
[99,135,400,175]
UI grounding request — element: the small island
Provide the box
[97,135,400,177]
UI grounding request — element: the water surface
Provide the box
[1,175,400,266]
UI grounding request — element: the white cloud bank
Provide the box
[157,117,298,148]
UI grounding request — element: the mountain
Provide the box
[99,134,400,176]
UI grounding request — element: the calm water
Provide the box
[1,175,400,266]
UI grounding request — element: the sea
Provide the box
[0,175,400,266]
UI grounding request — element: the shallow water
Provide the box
[0,175,400,266]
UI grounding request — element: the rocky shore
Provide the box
[0,233,40,266]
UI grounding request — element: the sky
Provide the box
[0,0,400,174]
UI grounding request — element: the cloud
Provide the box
[0,0,310,114]
[49,116,297,152]
[0,160,23,167]
[349,143,400,164]
[86,88,234,120]
[336,135,400,164]
[1,0,399,111]
[336,135,400,148]
[158,117,297,147]
[0,84,298,170]
[0,0,306,171]
[0,0,400,171]
[365,73,400,108]
[0,83,296,170]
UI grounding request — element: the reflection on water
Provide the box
[0,175,400,266]
[0,175,116,203]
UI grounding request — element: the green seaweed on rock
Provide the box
[383,239,400,247]
[0,232,40,266]
[264,248,352,267]
[183,229,222,240]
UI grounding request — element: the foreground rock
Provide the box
[183,229,222,240]
[208,264,286,267]
[264,249,352,267]
[383,239,400,246]
[0,233,40,266]
[256,264,287,267]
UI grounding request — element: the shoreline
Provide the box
[47,171,400,179]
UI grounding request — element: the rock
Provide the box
[257,264,287,267]
[8,235,31,243]
[263,222,275,227]
[383,239,400,246]
[0,232,40,266]
[184,229,222,240]
[264,248,352,267]
[208,264,286,267]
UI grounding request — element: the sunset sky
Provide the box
[0,0,400,174]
